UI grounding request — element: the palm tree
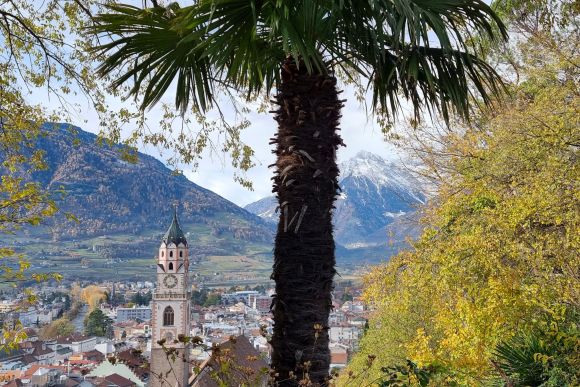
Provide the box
[89,1,506,384]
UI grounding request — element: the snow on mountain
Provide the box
[333,151,425,246]
[243,196,277,222]
[244,151,426,256]
[339,150,425,204]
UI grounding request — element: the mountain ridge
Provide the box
[1,123,277,282]
[245,151,425,252]
[28,123,272,241]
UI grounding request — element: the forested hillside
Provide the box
[342,2,579,385]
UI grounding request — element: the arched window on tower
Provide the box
[179,251,183,258]
[169,251,173,258]
[161,251,164,257]
[168,262,174,271]
[163,306,174,326]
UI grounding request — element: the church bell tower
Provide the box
[150,207,191,387]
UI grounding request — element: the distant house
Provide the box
[31,345,55,365]
[116,307,151,323]
[87,350,149,387]
[248,295,271,315]
[54,335,98,353]
[55,347,74,363]
[20,365,67,387]
[329,326,360,343]
[96,373,136,387]
[329,344,348,369]
[190,335,268,387]
[30,366,63,387]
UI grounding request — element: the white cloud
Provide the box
[27,82,407,207]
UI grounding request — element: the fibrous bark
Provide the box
[270,57,343,386]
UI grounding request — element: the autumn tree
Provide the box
[342,1,579,384]
[39,318,75,340]
[0,0,130,350]
[81,285,107,311]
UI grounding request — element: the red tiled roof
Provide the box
[330,352,348,364]
[83,350,105,361]
[114,349,149,381]
[104,373,135,387]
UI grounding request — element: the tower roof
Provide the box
[162,207,188,246]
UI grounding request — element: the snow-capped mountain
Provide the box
[244,151,426,256]
[244,196,278,222]
[333,151,425,246]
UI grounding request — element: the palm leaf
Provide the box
[493,332,547,386]
[90,4,215,113]
[89,0,507,123]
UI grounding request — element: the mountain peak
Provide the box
[246,151,426,254]
[353,150,385,160]
[340,151,391,179]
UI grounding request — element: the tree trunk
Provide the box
[270,57,343,386]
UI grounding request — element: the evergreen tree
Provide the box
[84,309,113,337]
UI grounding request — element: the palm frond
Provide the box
[88,0,507,121]
[328,0,507,122]
[89,3,214,113]
[493,332,547,386]
[372,46,505,123]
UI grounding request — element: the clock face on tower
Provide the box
[163,274,178,289]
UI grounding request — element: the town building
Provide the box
[221,291,259,305]
[149,208,191,387]
[190,336,268,387]
[248,294,271,315]
[116,307,151,323]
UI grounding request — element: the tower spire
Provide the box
[162,205,187,246]
[151,205,191,387]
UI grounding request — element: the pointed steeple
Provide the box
[162,206,188,246]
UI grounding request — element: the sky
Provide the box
[179,89,403,207]
[33,84,405,207]
[22,0,417,208]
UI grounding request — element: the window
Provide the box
[179,251,183,258]
[168,262,173,271]
[163,306,174,326]
[161,251,164,257]
[169,251,173,258]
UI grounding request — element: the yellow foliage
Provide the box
[39,318,75,340]
[342,15,579,385]
[80,285,107,311]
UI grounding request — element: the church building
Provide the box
[149,208,191,387]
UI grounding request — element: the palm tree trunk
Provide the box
[270,57,343,386]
